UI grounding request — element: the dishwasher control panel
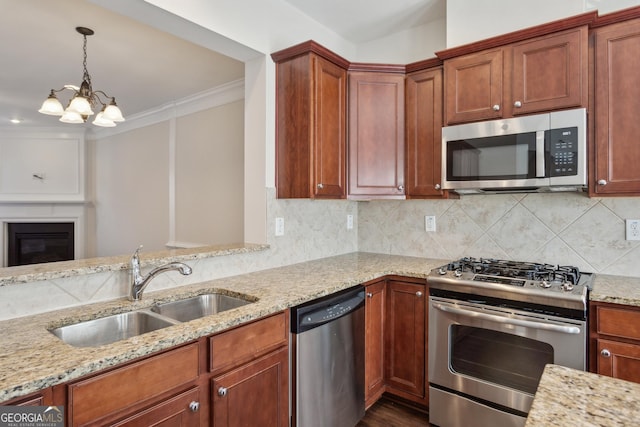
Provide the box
[291,285,365,333]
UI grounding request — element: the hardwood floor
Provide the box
[357,398,429,426]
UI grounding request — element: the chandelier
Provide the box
[38,27,125,127]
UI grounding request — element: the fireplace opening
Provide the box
[7,222,74,267]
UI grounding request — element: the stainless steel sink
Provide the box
[49,310,178,348]
[151,293,252,322]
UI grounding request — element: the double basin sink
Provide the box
[50,293,254,348]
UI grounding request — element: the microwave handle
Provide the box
[536,130,545,178]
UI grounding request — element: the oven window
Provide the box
[450,325,553,394]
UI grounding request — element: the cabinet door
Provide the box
[511,27,587,116]
[113,388,201,427]
[212,348,289,427]
[348,72,405,198]
[444,49,503,124]
[593,19,640,195]
[365,280,386,407]
[275,52,346,199]
[405,68,444,198]
[597,339,640,384]
[313,55,347,198]
[385,280,426,402]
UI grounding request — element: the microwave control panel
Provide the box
[547,127,578,176]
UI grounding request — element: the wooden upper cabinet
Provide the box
[443,26,587,124]
[511,26,587,115]
[592,18,640,195]
[405,67,445,198]
[444,48,503,124]
[348,70,405,199]
[273,43,348,199]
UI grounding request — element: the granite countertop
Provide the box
[3,252,640,404]
[590,273,640,307]
[526,364,640,426]
[0,252,446,402]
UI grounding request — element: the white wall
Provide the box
[446,0,640,48]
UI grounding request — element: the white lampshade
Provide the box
[67,96,94,116]
[103,103,125,122]
[92,111,116,127]
[59,110,85,124]
[38,95,64,116]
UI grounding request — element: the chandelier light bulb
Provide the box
[38,92,64,116]
[67,95,94,116]
[59,110,85,124]
[92,111,116,127]
[103,100,125,122]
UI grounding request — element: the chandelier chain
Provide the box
[82,34,92,89]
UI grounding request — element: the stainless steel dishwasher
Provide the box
[291,285,366,427]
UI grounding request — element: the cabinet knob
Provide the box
[601,349,611,358]
[435,184,441,190]
[597,179,607,186]
[189,401,200,412]
[317,183,324,189]
[366,292,373,298]
[398,185,404,191]
[492,104,501,111]
[218,386,228,397]
[416,291,423,297]
[514,101,522,108]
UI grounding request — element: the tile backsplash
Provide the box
[1,189,639,320]
[358,192,640,277]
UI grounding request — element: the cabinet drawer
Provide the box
[597,305,640,340]
[68,342,199,426]
[210,311,288,374]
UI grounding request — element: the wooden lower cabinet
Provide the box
[67,342,202,427]
[211,347,289,427]
[364,277,428,408]
[365,280,386,407]
[385,279,427,404]
[590,302,640,383]
[112,387,201,427]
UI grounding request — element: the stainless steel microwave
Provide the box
[441,108,586,193]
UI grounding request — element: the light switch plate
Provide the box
[347,214,354,230]
[275,217,284,236]
[425,215,436,232]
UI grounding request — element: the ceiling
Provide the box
[0,0,445,129]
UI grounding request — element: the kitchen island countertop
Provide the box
[526,364,640,426]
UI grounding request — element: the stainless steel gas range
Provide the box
[427,257,593,427]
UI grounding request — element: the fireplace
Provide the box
[7,222,74,266]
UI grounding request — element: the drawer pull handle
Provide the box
[601,349,611,358]
[416,291,423,297]
[366,292,373,298]
[189,401,200,412]
[317,183,324,189]
[218,386,228,397]
[597,179,607,186]
[435,184,441,190]
[514,101,522,108]
[492,104,500,111]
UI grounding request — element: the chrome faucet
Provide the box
[130,246,192,301]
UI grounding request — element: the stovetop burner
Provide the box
[441,257,581,285]
[429,257,593,311]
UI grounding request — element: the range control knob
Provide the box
[438,267,447,275]
[454,269,463,278]
[540,280,552,289]
[561,282,574,292]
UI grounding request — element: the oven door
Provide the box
[428,296,586,415]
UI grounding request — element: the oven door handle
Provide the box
[432,302,582,334]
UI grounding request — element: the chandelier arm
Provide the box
[92,90,115,104]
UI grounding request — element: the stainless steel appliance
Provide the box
[291,286,366,427]
[428,258,593,427]
[441,108,586,193]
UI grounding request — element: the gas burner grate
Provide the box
[443,257,581,285]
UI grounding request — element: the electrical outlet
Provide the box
[275,217,284,236]
[626,219,640,241]
[425,215,436,232]
[347,214,354,230]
